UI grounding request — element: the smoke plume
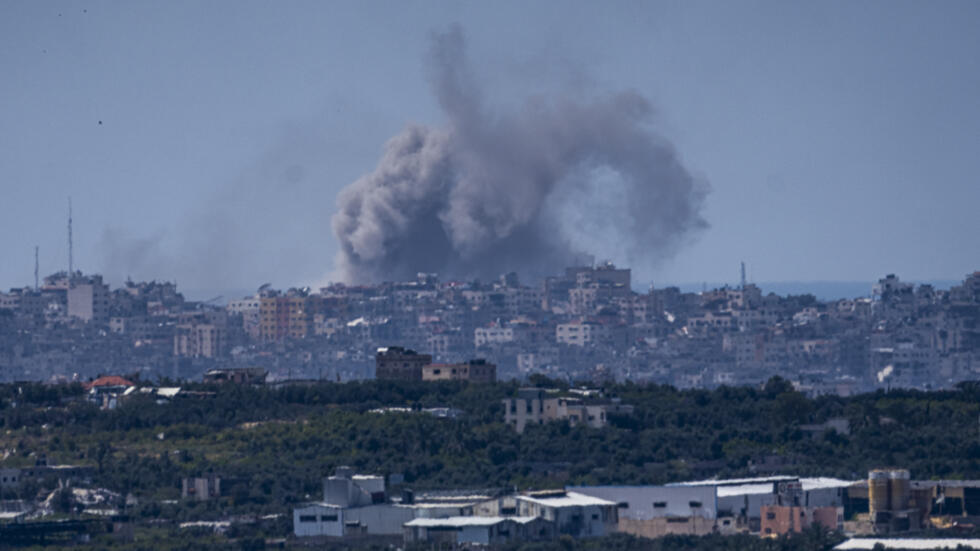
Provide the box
[333,26,708,283]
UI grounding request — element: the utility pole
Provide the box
[740,261,747,290]
[34,245,39,291]
[67,197,73,277]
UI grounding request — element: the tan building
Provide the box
[375,347,432,381]
[174,312,228,358]
[760,505,841,536]
[502,388,633,433]
[259,294,321,341]
[556,320,609,346]
[174,323,225,358]
[422,359,496,383]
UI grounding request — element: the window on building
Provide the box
[299,515,317,523]
[617,502,629,509]
[653,502,667,508]
[766,512,776,520]
[689,501,702,508]
[321,514,338,522]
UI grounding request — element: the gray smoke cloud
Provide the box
[333,26,708,283]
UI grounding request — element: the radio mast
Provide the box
[67,197,73,277]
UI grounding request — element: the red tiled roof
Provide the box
[84,376,135,390]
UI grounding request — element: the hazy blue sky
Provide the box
[2,0,979,294]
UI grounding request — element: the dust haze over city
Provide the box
[1,2,980,550]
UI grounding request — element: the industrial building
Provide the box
[515,490,618,538]
[570,485,717,537]
[293,467,405,538]
[403,516,553,545]
[293,468,490,539]
[842,470,980,534]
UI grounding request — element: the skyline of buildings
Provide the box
[0,263,977,394]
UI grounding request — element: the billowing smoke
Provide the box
[333,26,708,283]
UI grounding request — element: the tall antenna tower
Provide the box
[67,197,73,277]
[34,246,39,291]
[740,261,747,290]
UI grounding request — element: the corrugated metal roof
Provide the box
[517,491,616,507]
[716,483,775,497]
[800,477,858,490]
[405,516,538,527]
[669,475,795,487]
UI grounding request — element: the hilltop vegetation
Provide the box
[2,377,980,519]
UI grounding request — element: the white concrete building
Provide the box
[666,476,855,532]
[502,389,633,433]
[516,491,617,538]
[570,485,717,537]
[294,502,415,538]
[403,516,553,546]
[475,326,514,347]
[67,274,109,323]
[556,321,608,346]
[293,468,484,539]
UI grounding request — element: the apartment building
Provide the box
[259,293,321,341]
[556,320,609,346]
[227,297,262,339]
[67,274,109,323]
[174,322,225,358]
[422,359,496,383]
[502,388,633,433]
[375,346,432,381]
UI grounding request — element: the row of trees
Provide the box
[2,378,980,515]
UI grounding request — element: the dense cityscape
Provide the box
[4,2,980,549]
[0,265,978,548]
[1,264,979,393]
